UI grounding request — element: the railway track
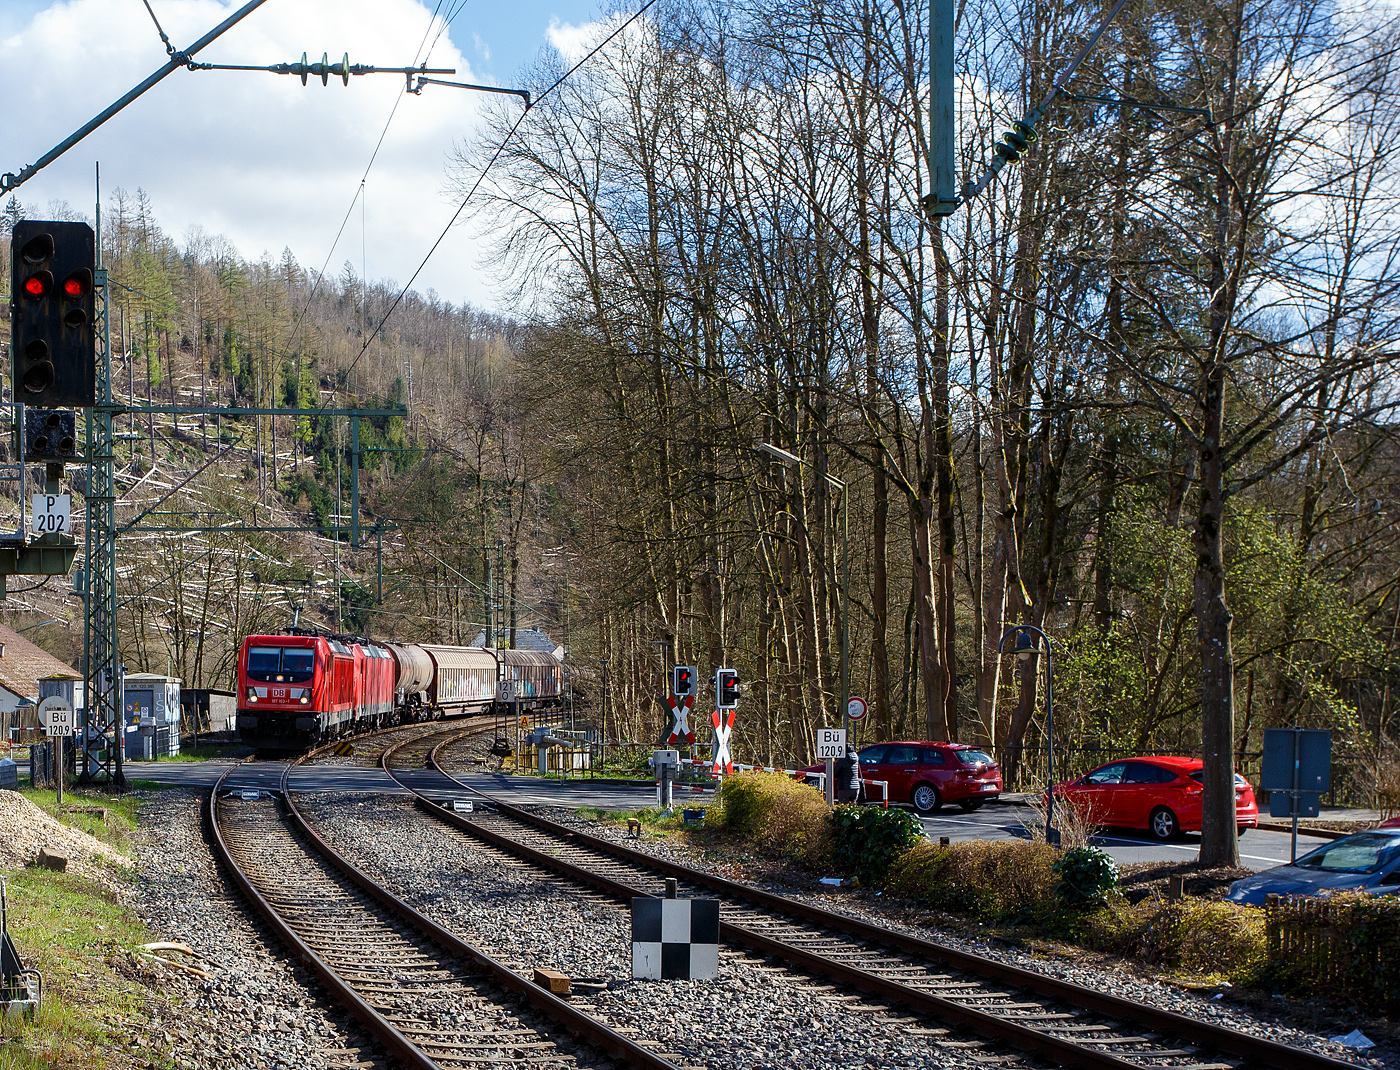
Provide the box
[363,727,1360,1070]
[207,743,689,1070]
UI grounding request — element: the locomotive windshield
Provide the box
[246,645,316,682]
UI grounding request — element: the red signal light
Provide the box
[63,277,84,297]
[24,272,51,297]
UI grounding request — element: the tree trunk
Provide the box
[1196,360,1238,866]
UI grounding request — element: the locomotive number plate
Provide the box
[270,688,287,698]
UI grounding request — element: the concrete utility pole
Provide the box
[924,0,960,217]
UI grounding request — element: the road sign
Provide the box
[846,697,868,722]
[30,492,70,536]
[38,696,73,736]
[664,694,695,745]
[816,728,846,759]
[1261,728,1331,793]
[712,709,735,776]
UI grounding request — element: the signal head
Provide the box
[20,233,53,263]
[23,271,52,298]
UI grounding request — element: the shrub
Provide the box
[1264,891,1400,1009]
[712,772,831,865]
[828,805,924,887]
[886,840,1060,922]
[1053,846,1119,905]
[1083,899,1266,982]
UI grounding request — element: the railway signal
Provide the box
[715,668,739,710]
[10,220,96,408]
[671,665,696,699]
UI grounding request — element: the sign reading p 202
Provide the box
[31,493,70,536]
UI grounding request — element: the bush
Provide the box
[1083,899,1266,982]
[1053,846,1119,905]
[828,805,924,887]
[712,772,831,865]
[886,840,1060,922]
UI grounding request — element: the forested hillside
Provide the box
[0,188,547,701]
[3,0,1400,819]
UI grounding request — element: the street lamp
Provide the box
[998,624,1059,846]
[757,442,850,739]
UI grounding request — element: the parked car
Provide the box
[1379,816,1400,829]
[1226,829,1400,905]
[797,741,1002,813]
[1050,757,1259,842]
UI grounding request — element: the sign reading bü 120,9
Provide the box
[816,728,846,759]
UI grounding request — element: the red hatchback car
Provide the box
[799,741,1003,812]
[1053,757,1259,841]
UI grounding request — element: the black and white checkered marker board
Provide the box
[631,897,719,980]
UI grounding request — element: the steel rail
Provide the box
[207,760,440,1070]
[378,735,1147,1070]
[281,737,685,1070]
[408,733,1359,1070]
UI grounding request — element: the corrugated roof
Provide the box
[469,628,557,651]
[0,623,79,701]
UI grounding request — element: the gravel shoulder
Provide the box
[131,787,383,1070]
[539,805,1394,1069]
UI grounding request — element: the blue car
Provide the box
[1225,829,1400,905]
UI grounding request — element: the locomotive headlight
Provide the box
[299,693,310,704]
[246,687,258,702]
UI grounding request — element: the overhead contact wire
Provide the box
[321,0,664,413]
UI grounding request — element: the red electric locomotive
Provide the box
[237,633,395,748]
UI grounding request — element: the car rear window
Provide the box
[1294,833,1400,874]
[920,748,946,766]
[957,749,995,766]
[1124,762,1177,784]
[885,745,924,764]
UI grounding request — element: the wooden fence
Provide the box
[1265,893,1400,1008]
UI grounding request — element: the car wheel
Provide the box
[959,798,985,813]
[1237,825,1248,838]
[1149,806,1180,842]
[912,783,943,814]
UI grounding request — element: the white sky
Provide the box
[0,0,609,313]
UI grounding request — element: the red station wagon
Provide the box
[1052,757,1259,841]
[800,741,1003,812]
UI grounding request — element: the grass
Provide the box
[1,795,184,1069]
[141,742,251,763]
[17,786,139,855]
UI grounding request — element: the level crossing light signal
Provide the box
[715,668,739,710]
[672,665,696,698]
[993,119,1039,164]
[9,220,96,408]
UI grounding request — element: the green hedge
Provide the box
[710,772,831,865]
[829,805,924,887]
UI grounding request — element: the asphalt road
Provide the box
[918,802,1334,870]
[124,758,1328,871]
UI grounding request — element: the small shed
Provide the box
[123,673,181,760]
[180,688,237,735]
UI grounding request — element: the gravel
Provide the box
[543,806,1397,1069]
[301,791,984,1070]
[0,788,132,878]
[131,787,385,1070]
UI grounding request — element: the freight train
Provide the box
[236,630,562,750]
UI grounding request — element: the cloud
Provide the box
[0,0,505,310]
